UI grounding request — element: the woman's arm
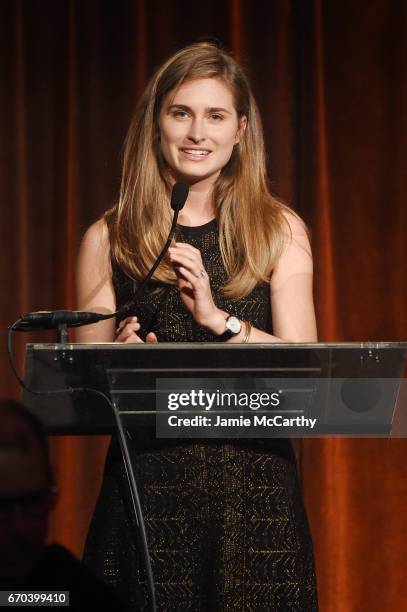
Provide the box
[228,210,317,343]
[76,219,158,344]
[75,219,116,343]
[168,210,317,343]
[269,211,317,342]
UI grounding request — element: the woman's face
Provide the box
[159,77,246,184]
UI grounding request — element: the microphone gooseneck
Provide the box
[117,181,189,320]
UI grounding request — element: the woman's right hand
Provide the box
[115,316,158,343]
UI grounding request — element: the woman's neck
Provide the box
[177,177,216,227]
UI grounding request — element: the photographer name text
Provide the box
[167,415,317,429]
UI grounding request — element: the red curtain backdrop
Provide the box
[1,1,406,610]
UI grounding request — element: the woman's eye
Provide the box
[173,110,188,118]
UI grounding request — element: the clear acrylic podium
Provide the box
[23,342,407,436]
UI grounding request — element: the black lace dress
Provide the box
[83,219,318,611]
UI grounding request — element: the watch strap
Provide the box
[213,327,235,342]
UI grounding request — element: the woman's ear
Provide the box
[235,115,247,144]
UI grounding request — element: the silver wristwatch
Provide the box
[215,315,242,342]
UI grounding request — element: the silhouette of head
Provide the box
[0,399,57,586]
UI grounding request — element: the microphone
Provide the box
[170,181,189,211]
[13,182,189,332]
[14,310,107,331]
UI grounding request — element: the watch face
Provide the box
[226,316,241,334]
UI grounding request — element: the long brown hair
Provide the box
[106,42,296,299]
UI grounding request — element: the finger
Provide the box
[168,249,197,268]
[115,331,143,343]
[169,252,206,279]
[115,322,141,342]
[169,244,202,266]
[174,267,194,289]
[116,322,141,338]
[177,265,203,289]
[119,316,138,325]
[145,332,158,343]
[116,316,138,333]
[173,242,201,256]
[122,333,144,344]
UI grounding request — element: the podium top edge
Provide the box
[25,342,407,350]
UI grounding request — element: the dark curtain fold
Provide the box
[1,1,406,609]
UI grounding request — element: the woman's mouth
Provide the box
[179,148,212,159]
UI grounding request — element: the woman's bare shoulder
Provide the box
[81,218,110,252]
[280,206,309,240]
[77,218,112,288]
[278,207,312,258]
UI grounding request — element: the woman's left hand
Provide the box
[167,242,223,332]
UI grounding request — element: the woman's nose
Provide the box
[187,118,206,143]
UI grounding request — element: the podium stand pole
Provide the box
[81,387,157,612]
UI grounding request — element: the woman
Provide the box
[77,42,318,611]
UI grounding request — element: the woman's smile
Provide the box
[179,147,212,160]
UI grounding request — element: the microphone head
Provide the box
[170,182,189,211]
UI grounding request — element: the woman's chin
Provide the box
[170,167,221,186]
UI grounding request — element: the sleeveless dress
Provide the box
[83,219,318,611]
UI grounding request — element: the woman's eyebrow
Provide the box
[167,104,232,114]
